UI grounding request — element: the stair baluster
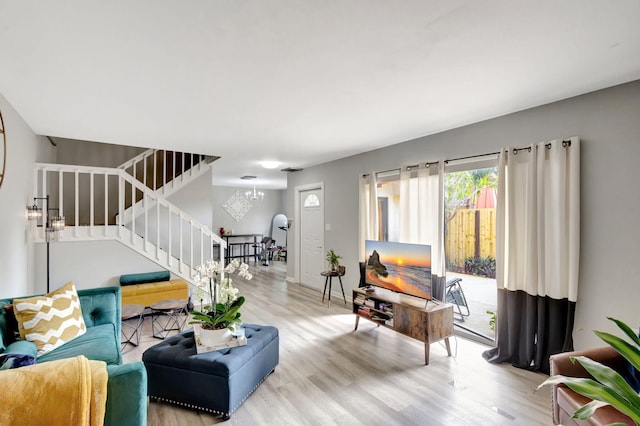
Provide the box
[31,162,225,285]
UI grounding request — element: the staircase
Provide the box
[119,148,217,196]
[32,159,225,285]
[117,149,217,224]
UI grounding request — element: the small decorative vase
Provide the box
[198,326,232,346]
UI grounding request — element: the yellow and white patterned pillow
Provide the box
[13,281,87,356]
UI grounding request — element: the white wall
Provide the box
[34,240,166,291]
[287,80,640,350]
[168,170,215,229]
[0,93,55,297]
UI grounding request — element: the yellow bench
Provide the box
[120,271,189,307]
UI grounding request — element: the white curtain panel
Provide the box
[398,162,445,276]
[358,173,378,260]
[497,137,580,302]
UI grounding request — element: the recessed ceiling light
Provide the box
[260,161,280,169]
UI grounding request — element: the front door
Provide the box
[299,188,325,291]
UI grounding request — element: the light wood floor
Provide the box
[123,261,553,425]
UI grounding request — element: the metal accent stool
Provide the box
[151,299,188,339]
[121,303,145,350]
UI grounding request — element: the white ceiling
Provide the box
[1,1,639,189]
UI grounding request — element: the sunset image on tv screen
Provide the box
[364,240,432,300]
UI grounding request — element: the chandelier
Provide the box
[245,185,264,201]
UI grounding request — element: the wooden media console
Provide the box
[352,287,454,365]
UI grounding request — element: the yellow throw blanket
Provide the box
[0,355,108,426]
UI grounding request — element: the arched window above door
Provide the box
[303,194,320,207]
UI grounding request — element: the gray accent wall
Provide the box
[56,137,146,167]
[287,80,640,350]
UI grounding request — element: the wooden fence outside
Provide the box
[445,208,496,268]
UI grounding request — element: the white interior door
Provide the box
[299,188,325,291]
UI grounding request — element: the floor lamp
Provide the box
[27,195,65,293]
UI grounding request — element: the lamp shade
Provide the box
[26,204,42,220]
[50,215,65,231]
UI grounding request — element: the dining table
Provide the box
[221,233,263,264]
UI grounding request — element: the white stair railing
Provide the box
[118,148,214,196]
[33,163,225,283]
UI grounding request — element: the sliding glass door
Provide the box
[444,165,498,342]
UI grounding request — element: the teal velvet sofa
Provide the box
[0,286,147,426]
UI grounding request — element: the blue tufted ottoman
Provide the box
[142,324,279,420]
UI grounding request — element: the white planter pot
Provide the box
[198,326,232,346]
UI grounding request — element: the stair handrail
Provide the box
[33,162,226,279]
[118,148,210,193]
[117,148,156,171]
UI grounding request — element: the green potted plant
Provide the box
[326,248,342,271]
[189,258,253,346]
[537,317,640,424]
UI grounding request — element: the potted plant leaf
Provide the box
[189,259,253,346]
[326,249,342,271]
[537,317,640,424]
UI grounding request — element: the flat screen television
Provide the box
[364,240,432,300]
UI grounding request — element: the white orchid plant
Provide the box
[189,259,252,330]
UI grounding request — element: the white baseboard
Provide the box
[285,276,297,284]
